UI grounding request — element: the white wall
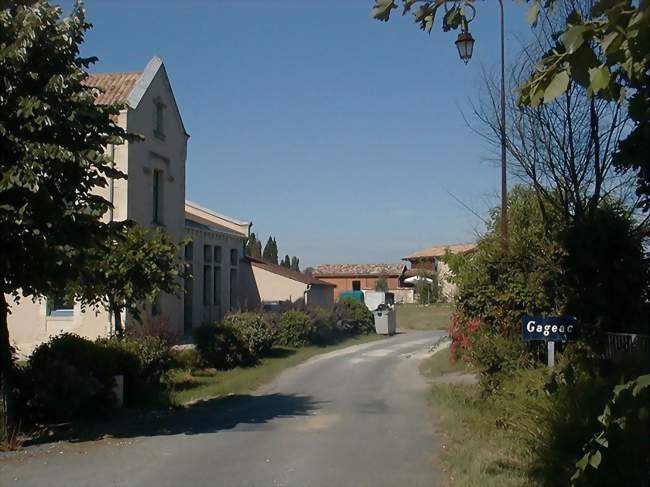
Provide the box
[7,60,189,354]
[184,225,247,329]
[250,266,309,303]
[124,64,187,333]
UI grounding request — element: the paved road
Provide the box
[1,330,444,487]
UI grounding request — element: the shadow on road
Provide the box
[23,393,322,448]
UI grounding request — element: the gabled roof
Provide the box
[85,71,142,105]
[85,57,189,136]
[403,243,477,260]
[248,257,335,287]
[313,263,406,278]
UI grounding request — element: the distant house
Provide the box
[402,243,476,300]
[242,257,335,310]
[313,263,410,302]
[184,201,251,332]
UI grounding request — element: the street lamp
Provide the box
[451,0,508,247]
[455,31,475,64]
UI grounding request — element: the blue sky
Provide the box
[70,0,532,267]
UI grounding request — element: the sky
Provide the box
[66,0,533,267]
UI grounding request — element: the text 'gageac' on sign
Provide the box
[521,315,577,342]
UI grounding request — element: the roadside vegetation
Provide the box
[3,299,376,448]
[375,1,650,484]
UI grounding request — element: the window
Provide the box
[204,244,212,263]
[184,242,193,261]
[230,248,238,266]
[203,265,211,306]
[152,169,163,224]
[47,296,74,317]
[154,99,165,138]
[229,268,237,309]
[214,246,222,264]
[213,266,221,307]
[352,280,361,291]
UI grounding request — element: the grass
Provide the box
[395,303,453,330]
[418,346,472,378]
[165,334,382,406]
[420,348,533,487]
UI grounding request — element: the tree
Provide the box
[370,0,649,211]
[518,0,650,210]
[262,236,278,265]
[303,267,315,277]
[290,256,300,272]
[468,0,638,226]
[72,224,187,337]
[280,255,291,268]
[375,274,389,292]
[0,1,131,435]
[246,232,262,258]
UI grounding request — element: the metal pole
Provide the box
[498,0,508,247]
[547,341,555,368]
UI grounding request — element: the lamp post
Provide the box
[454,0,508,246]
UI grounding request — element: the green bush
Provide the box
[193,323,251,369]
[21,334,122,421]
[277,311,315,347]
[334,298,375,335]
[223,312,277,356]
[96,335,171,384]
[467,326,533,394]
[446,186,649,361]
[308,307,338,345]
[170,346,201,370]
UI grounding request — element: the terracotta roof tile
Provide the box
[403,243,476,260]
[248,257,335,287]
[313,263,406,277]
[84,72,142,106]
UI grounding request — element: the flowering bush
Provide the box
[448,311,480,362]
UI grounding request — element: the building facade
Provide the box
[242,257,335,310]
[313,263,407,301]
[183,202,251,332]
[402,243,476,300]
[7,57,190,355]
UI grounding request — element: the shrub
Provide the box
[193,323,250,369]
[277,311,315,347]
[448,311,480,362]
[307,307,338,345]
[129,314,181,346]
[334,298,375,335]
[223,312,277,356]
[21,334,122,421]
[97,335,171,385]
[467,326,532,394]
[170,346,201,371]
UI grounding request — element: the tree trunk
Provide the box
[111,298,124,339]
[0,292,14,440]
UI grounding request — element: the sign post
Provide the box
[547,341,554,368]
[522,315,577,368]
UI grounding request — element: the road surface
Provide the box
[1,330,444,487]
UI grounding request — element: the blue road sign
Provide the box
[521,315,577,342]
